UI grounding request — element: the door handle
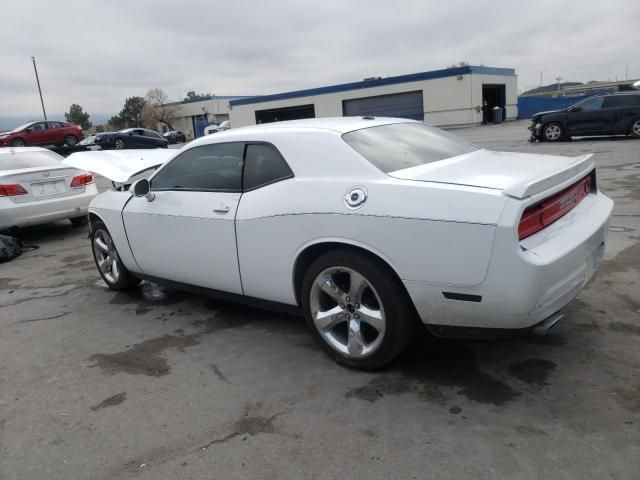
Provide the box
[213,204,230,214]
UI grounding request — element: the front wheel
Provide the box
[11,138,25,147]
[301,250,416,369]
[64,134,78,146]
[542,122,564,142]
[630,119,640,138]
[114,139,126,149]
[91,221,141,290]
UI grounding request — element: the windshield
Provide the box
[342,122,478,174]
[570,96,604,110]
[9,122,35,133]
[78,136,96,145]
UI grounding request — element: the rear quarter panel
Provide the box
[235,177,506,305]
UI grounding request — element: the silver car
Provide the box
[0,147,97,230]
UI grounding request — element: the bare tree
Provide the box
[143,88,178,131]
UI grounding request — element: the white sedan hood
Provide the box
[389,149,595,199]
[62,149,174,182]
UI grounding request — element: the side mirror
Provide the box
[128,131,134,136]
[569,107,581,113]
[131,178,155,202]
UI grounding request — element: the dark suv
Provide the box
[529,92,640,142]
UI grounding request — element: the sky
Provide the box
[1,0,638,129]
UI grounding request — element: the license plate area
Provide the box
[32,180,66,199]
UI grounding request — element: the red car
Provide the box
[0,121,84,147]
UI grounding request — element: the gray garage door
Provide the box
[342,91,424,120]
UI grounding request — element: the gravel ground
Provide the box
[1,120,639,480]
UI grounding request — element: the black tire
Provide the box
[64,134,78,146]
[301,249,417,369]
[91,220,141,291]
[11,138,25,147]
[542,122,564,142]
[630,118,640,138]
[70,216,89,227]
[114,139,126,149]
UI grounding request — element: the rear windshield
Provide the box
[342,122,478,173]
[0,150,63,170]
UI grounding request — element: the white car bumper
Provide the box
[0,186,97,230]
[404,191,614,331]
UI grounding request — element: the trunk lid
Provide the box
[62,149,174,183]
[388,149,595,199]
[0,164,85,204]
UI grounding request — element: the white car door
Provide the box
[122,142,245,294]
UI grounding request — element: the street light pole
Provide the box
[555,76,563,94]
[31,57,47,121]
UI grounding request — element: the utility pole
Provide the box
[31,57,47,121]
[540,71,542,87]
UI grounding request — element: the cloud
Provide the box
[0,0,638,127]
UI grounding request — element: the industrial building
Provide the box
[229,65,517,128]
[159,95,247,139]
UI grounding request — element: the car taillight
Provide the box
[0,184,28,196]
[70,173,94,187]
[518,172,594,240]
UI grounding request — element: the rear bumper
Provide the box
[0,187,97,230]
[405,191,613,330]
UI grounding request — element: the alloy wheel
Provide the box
[632,120,640,137]
[93,229,120,284]
[65,135,78,146]
[544,124,562,141]
[11,138,25,147]
[115,139,125,149]
[309,266,386,358]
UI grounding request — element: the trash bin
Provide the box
[492,106,503,124]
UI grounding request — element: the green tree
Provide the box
[118,96,146,127]
[184,90,212,101]
[107,115,125,130]
[64,104,92,130]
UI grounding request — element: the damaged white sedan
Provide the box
[64,117,613,369]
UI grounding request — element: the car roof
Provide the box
[250,116,416,133]
[590,92,640,98]
[206,116,416,138]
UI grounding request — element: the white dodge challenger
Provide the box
[64,117,613,369]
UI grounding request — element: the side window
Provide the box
[243,143,294,191]
[48,121,62,129]
[151,143,245,192]
[580,97,604,111]
[31,122,46,131]
[603,96,633,108]
[146,130,162,139]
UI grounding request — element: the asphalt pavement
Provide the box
[1,120,639,480]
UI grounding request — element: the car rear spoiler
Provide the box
[62,149,174,183]
[503,154,595,199]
